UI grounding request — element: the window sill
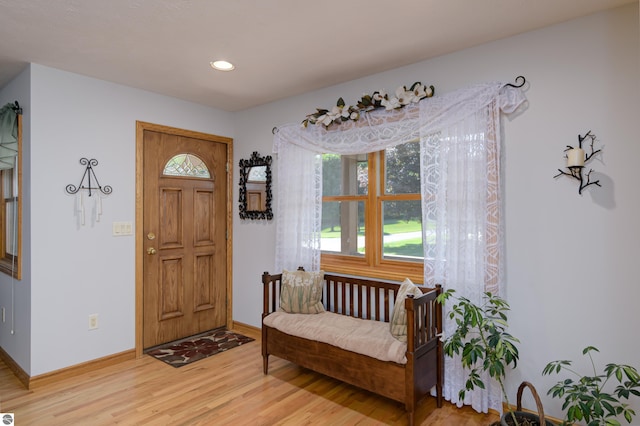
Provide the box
[321,254,424,284]
[0,259,20,279]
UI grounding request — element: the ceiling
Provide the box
[0,0,634,111]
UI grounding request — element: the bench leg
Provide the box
[262,354,269,374]
[407,410,415,426]
[436,382,443,407]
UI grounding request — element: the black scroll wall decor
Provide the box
[66,158,112,225]
[65,158,113,197]
[239,151,273,220]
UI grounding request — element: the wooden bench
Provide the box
[261,271,444,425]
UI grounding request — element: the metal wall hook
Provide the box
[504,76,526,88]
[10,100,22,115]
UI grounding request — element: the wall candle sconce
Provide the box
[553,131,602,194]
[65,158,113,225]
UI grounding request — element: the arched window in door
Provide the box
[163,153,211,178]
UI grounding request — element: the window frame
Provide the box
[0,113,22,279]
[321,149,424,283]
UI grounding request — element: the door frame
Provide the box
[135,121,234,357]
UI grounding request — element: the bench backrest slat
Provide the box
[262,271,439,325]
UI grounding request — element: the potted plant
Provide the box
[437,289,553,426]
[543,346,640,426]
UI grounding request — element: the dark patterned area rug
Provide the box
[146,328,254,368]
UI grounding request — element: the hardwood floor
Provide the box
[0,326,499,425]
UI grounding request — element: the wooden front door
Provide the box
[140,123,232,349]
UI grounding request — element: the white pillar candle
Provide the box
[567,148,585,167]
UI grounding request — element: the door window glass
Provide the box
[163,153,211,178]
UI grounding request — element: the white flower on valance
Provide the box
[302,82,434,128]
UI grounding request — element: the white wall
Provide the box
[233,3,639,419]
[24,64,234,376]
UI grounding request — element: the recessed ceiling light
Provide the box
[210,60,235,71]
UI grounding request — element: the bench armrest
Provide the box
[405,284,442,351]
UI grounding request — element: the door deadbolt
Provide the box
[147,232,156,240]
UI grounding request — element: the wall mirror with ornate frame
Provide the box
[239,151,273,220]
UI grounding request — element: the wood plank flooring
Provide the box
[0,326,499,425]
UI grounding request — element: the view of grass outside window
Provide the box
[381,200,423,259]
[382,142,422,260]
[321,200,366,256]
[321,153,367,256]
[321,143,425,280]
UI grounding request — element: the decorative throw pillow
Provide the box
[390,278,424,342]
[279,269,325,314]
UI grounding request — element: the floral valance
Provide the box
[302,82,434,128]
[274,81,526,156]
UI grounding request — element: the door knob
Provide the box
[147,247,157,255]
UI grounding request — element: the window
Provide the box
[321,142,424,282]
[163,153,210,178]
[0,114,21,279]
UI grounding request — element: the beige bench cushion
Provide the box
[263,311,407,364]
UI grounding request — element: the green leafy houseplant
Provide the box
[543,346,640,426]
[437,289,522,425]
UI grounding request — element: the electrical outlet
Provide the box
[89,313,99,330]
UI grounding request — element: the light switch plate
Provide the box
[112,222,133,236]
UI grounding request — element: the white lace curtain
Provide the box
[272,81,526,414]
